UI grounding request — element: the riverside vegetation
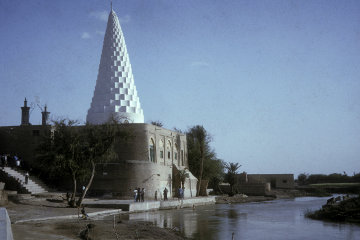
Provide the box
[306,195,360,224]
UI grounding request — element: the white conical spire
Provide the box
[87,8,144,124]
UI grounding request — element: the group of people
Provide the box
[0,153,22,168]
[1,153,30,184]
[134,187,146,202]
[133,186,186,202]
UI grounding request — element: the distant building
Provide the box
[235,172,294,196]
[246,174,294,189]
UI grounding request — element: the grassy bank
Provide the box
[297,182,360,196]
[309,183,360,187]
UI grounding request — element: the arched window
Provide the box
[181,150,184,166]
[149,138,155,162]
[159,139,164,161]
[167,140,171,159]
[174,143,179,165]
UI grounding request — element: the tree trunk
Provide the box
[197,145,204,197]
[77,160,96,207]
[217,182,223,194]
[70,172,77,207]
[189,179,193,197]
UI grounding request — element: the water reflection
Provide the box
[118,197,360,240]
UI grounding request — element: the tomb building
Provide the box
[87,7,144,124]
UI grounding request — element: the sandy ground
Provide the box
[12,219,185,240]
[7,191,298,239]
[6,198,186,240]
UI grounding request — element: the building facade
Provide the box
[92,124,197,199]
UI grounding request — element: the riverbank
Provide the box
[215,194,275,204]
[215,189,311,204]
[306,195,360,224]
[6,197,187,240]
[6,190,345,239]
[297,183,360,196]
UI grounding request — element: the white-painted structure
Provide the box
[87,8,144,124]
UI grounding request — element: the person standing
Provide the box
[155,190,158,201]
[136,187,141,202]
[163,187,168,201]
[141,188,145,202]
[134,188,138,202]
[15,156,20,169]
[1,154,4,167]
[25,172,29,184]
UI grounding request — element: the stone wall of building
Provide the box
[247,174,294,189]
[236,183,269,196]
[220,183,270,196]
[0,123,197,198]
[91,124,194,198]
[92,161,172,199]
[0,125,50,167]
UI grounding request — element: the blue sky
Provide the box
[1,0,359,176]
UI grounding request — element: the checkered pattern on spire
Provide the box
[87,9,144,124]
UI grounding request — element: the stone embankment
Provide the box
[83,196,216,212]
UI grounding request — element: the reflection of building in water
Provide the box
[183,211,198,238]
[128,209,198,238]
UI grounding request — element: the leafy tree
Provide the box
[36,118,127,207]
[36,119,83,206]
[224,162,241,196]
[297,173,308,185]
[187,125,207,196]
[187,125,224,196]
[76,121,128,206]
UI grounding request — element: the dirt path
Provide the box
[7,198,186,240]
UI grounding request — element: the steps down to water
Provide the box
[0,167,48,194]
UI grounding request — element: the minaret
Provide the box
[21,98,30,126]
[87,7,144,124]
[41,105,50,126]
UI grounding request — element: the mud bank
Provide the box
[7,198,187,240]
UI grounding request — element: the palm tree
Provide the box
[224,162,241,196]
[178,169,190,188]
